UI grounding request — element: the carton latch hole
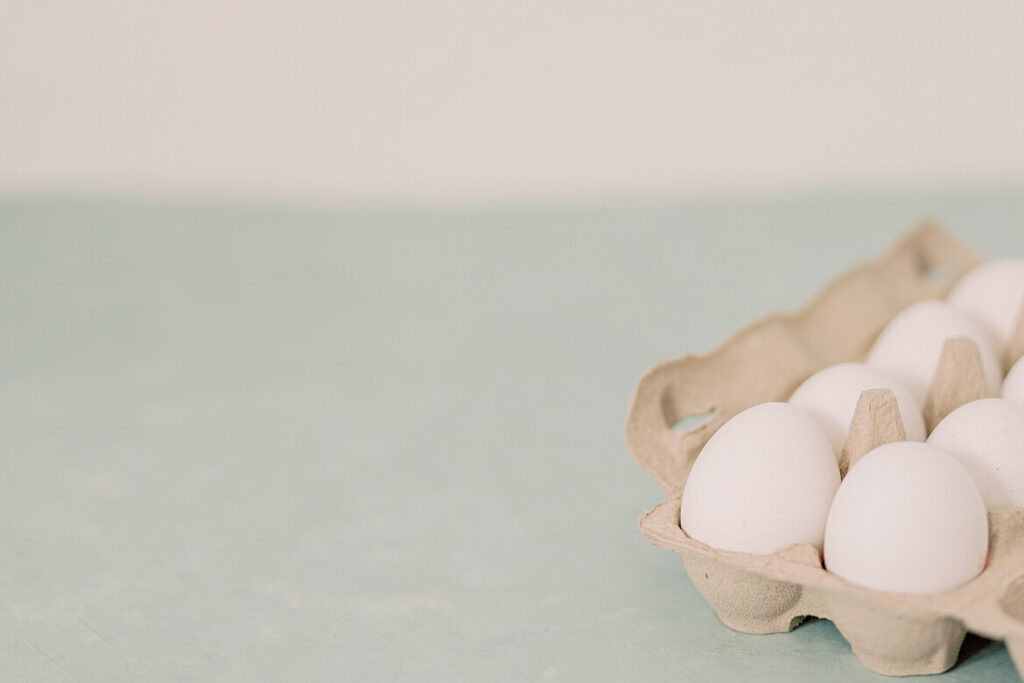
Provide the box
[918,260,954,286]
[671,408,716,434]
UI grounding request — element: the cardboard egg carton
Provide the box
[625,224,1024,677]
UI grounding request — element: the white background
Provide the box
[2,0,1024,204]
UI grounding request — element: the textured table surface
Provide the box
[2,192,1023,681]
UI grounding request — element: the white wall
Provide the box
[3,1,1024,204]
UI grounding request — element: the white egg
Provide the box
[680,402,840,555]
[926,398,1024,508]
[866,300,1002,405]
[824,442,988,594]
[948,259,1024,353]
[788,362,925,457]
[1003,355,1024,405]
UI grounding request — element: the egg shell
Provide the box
[788,362,925,457]
[866,300,1002,405]
[947,259,1024,353]
[927,397,1024,508]
[824,441,988,594]
[1003,355,1024,404]
[680,402,839,555]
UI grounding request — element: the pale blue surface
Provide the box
[1,193,1023,681]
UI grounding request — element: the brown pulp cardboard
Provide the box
[625,225,1024,677]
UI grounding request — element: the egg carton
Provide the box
[625,224,1024,677]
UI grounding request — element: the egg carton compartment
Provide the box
[625,224,1024,677]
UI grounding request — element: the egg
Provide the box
[680,402,840,554]
[1003,355,1024,405]
[947,259,1024,353]
[788,362,925,457]
[824,441,988,594]
[926,398,1024,508]
[866,300,1002,405]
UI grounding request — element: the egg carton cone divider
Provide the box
[1004,300,1024,372]
[923,337,993,432]
[840,388,905,476]
[626,224,1024,678]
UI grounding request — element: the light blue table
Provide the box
[2,192,1023,681]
